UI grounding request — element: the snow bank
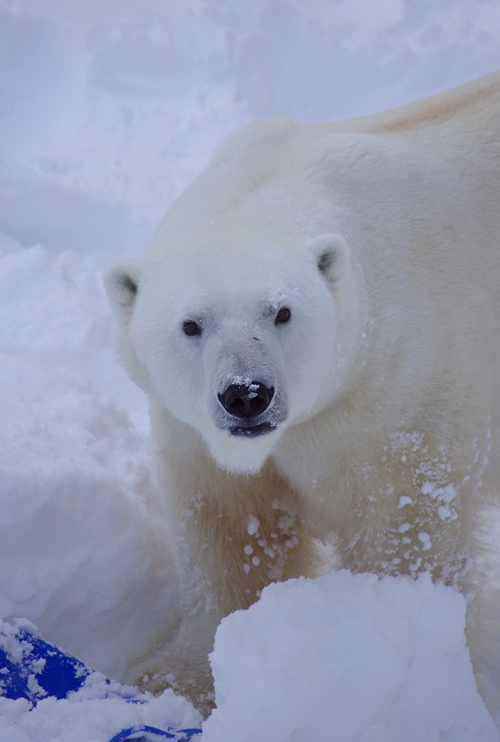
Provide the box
[0,347,178,681]
[0,237,148,429]
[0,236,173,680]
[204,572,500,742]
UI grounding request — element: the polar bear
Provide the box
[105,71,500,714]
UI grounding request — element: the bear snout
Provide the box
[218,382,274,420]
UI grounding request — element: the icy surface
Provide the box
[1,0,500,740]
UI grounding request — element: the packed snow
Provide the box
[203,573,499,742]
[1,1,500,740]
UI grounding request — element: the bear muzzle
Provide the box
[217,381,277,437]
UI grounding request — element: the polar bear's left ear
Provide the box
[307,233,350,283]
[104,259,143,314]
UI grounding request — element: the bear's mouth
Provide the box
[229,421,276,438]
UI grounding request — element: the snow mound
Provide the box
[0,242,149,430]
[203,571,500,742]
[0,351,178,682]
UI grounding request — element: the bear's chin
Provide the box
[206,428,280,475]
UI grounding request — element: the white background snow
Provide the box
[1,1,500,740]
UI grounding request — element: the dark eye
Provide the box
[183,320,202,337]
[275,307,291,325]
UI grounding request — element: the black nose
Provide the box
[218,382,274,419]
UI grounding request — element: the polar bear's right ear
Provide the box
[306,233,350,283]
[104,259,143,313]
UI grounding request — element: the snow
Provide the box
[1,0,500,740]
[0,619,200,742]
[0,351,178,681]
[0,692,197,742]
[203,573,499,742]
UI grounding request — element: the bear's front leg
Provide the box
[128,404,317,715]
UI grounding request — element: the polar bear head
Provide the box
[105,230,355,473]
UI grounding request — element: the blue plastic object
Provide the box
[0,620,93,703]
[109,725,202,741]
[0,620,202,742]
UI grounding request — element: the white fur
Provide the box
[105,71,500,715]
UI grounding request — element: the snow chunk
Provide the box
[203,571,499,742]
[247,515,260,536]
